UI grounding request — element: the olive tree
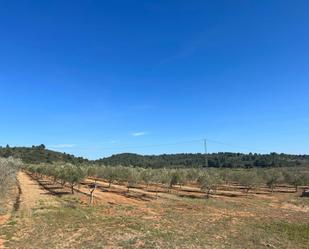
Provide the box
[282,170,308,192]
[236,170,262,194]
[219,168,233,185]
[177,170,187,189]
[87,166,100,182]
[186,168,200,183]
[60,164,86,194]
[300,173,309,194]
[101,166,118,188]
[117,167,140,192]
[264,169,283,194]
[197,171,222,198]
[150,169,164,198]
[126,168,140,192]
[169,171,180,189]
[140,168,153,188]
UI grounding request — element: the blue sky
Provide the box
[1,0,309,159]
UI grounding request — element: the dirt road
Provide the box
[17,171,58,214]
[1,172,58,249]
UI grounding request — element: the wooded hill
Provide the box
[98,153,309,168]
[1,145,308,168]
[0,145,87,164]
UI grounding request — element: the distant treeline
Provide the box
[1,145,308,168]
[98,153,309,168]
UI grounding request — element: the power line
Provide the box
[53,137,272,154]
[73,139,203,151]
[206,138,271,153]
[204,138,208,167]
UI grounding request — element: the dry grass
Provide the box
[1,173,309,249]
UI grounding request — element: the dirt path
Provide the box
[17,171,57,214]
[1,172,58,249]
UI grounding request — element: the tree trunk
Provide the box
[89,193,93,205]
[71,185,74,194]
[89,186,96,205]
[271,186,274,194]
[206,189,211,199]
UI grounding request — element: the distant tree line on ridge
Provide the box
[0,145,87,164]
[1,145,308,168]
[97,152,308,168]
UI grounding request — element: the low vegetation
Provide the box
[24,163,309,199]
[0,157,22,202]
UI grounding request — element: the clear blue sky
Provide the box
[1,0,309,159]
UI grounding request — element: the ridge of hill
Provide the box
[1,145,308,168]
[97,152,309,168]
[0,145,88,164]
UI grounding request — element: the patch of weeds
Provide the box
[6,219,17,226]
[264,222,309,245]
[228,219,309,249]
[0,217,19,246]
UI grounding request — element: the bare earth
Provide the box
[17,171,56,213]
[0,172,59,249]
[1,172,309,248]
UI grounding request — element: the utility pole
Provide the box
[204,138,208,167]
[272,152,276,166]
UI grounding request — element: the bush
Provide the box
[0,157,22,200]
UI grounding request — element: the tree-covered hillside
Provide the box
[97,152,309,168]
[0,145,88,164]
[1,145,308,168]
